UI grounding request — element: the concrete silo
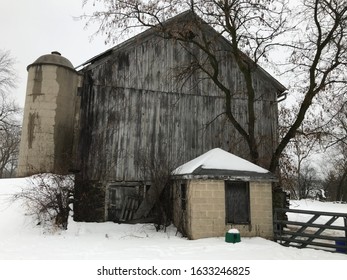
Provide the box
[17,51,81,176]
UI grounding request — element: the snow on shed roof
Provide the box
[173,148,277,181]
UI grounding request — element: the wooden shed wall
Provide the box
[76,34,279,182]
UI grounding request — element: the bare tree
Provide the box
[322,139,347,202]
[0,50,21,177]
[0,123,21,177]
[318,88,347,150]
[12,173,74,230]
[279,104,325,198]
[273,0,347,170]
[297,164,320,199]
[0,50,16,94]
[82,0,347,173]
[316,96,347,202]
[0,50,19,130]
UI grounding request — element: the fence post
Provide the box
[273,209,278,241]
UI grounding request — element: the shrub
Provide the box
[13,173,74,230]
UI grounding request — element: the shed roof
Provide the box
[172,148,277,181]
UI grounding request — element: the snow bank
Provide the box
[289,199,347,229]
[0,177,346,260]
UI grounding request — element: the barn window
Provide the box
[225,181,250,224]
[180,183,187,210]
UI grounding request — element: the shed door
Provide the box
[225,181,250,224]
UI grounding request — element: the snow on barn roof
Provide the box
[172,148,277,181]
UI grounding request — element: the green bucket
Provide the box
[225,232,241,243]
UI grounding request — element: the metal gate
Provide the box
[274,208,347,253]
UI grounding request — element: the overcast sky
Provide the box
[1,0,110,107]
[2,0,291,109]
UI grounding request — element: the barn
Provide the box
[17,11,286,226]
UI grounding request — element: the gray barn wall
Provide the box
[73,33,280,221]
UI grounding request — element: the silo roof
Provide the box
[27,51,75,71]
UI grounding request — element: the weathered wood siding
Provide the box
[76,34,279,182]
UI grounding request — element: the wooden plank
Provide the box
[275,208,347,218]
[303,216,340,247]
[274,230,346,242]
[283,214,339,247]
[119,197,128,222]
[274,220,346,231]
[276,237,346,251]
[119,196,140,221]
[283,214,320,246]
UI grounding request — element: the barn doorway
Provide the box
[107,183,150,222]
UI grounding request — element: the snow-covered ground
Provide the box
[0,177,346,260]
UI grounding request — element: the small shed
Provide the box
[171,148,277,240]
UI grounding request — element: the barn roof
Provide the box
[172,148,277,181]
[78,10,287,96]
